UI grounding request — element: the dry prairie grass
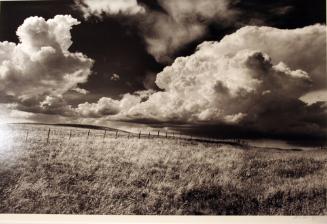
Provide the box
[0,124,326,215]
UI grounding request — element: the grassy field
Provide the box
[0,124,326,215]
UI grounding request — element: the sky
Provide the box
[0,0,326,140]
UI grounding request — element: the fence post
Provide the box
[115,130,118,139]
[157,131,160,137]
[166,132,168,138]
[148,132,150,138]
[25,130,29,142]
[103,130,107,140]
[46,128,51,143]
[69,130,72,140]
[87,129,90,139]
[139,131,141,139]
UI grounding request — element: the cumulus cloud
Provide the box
[131,25,325,124]
[75,0,145,18]
[195,24,326,90]
[125,49,312,123]
[75,90,154,118]
[73,25,326,138]
[76,97,120,118]
[0,15,94,114]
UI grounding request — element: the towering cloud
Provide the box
[0,15,94,114]
[125,49,312,123]
[74,24,326,137]
[136,24,325,122]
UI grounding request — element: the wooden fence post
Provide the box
[139,131,141,139]
[103,130,107,140]
[148,132,150,138]
[87,129,90,139]
[115,130,118,139]
[157,131,160,137]
[46,128,51,143]
[166,132,168,138]
[25,130,29,142]
[69,130,72,140]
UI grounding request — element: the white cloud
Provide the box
[76,97,120,117]
[74,25,326,132]
[0,15,94,114]
[76,0,145,18]
[195,24,326,90]
[75,90,154,118]
[125,49,312,123]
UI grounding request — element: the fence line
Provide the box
[3,125,256,148]
[3,124,327,150]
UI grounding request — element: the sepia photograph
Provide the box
[0,0,326,218]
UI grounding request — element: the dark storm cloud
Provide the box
[177,100,327,144]
[75,0,240,63]
[121,101,327,142]
[234,0,326,28]
[75,0,326,63]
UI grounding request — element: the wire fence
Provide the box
[4,124,325,150]
[0,124,248,147]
